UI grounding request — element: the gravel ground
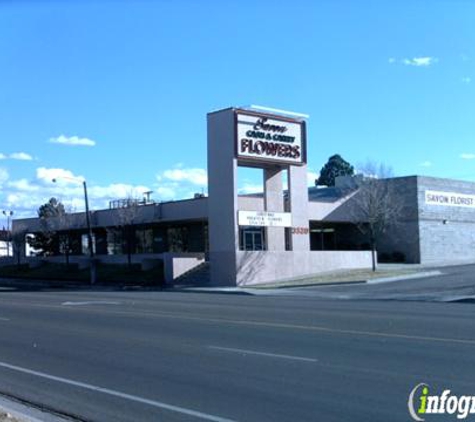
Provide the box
[0,411,23,422]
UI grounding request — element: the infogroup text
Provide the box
[409,383,475,421]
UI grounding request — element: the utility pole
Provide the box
[52,178,96,284]
[2,210,13,257]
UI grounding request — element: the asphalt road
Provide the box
[0,271,474,421]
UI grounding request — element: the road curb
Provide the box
[170,271,444,294]
[171,286,255,295]
[366,270,443,284]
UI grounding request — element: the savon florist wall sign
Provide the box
[425,190,475,208]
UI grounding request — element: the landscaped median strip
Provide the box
[241,268,442,289]
[174,268,444,294]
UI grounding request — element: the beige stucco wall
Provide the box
[235,250,372,286]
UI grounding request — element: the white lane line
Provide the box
[0,361,234,422]
[0,318,10,321]
[62,301,121,306]
[208,346,317,363]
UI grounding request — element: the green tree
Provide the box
[37,197,66,219]
[316,154,355,186]
[27,198,66,256]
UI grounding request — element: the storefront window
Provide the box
[167,226,188,252]
[239,227,266,251]
[135,228,154,253]
[106,228,122,255]
[81,233,96,255]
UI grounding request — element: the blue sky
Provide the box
[0,0,474,218]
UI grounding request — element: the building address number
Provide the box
[292,227,309,235]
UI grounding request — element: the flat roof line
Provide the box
[207,105,310,119]
[248,105,310,119]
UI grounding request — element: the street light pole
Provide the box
[82,181,94,261]
[82,181,96,284]
[52,177,96,284]
[2,210,13,257]
[83,180,96,285]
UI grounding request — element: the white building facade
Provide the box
[10,107,475,285]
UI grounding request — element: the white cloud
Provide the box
[0,152,34,161]
[402,57,438,67]
[238,183,263,195]
[0,168,85,213]
[420,161,433,168]
[388,58,396,64]
[155,166,209,201]
[0,168,9,184]
[33,167,179,207]
[460,153,475,160]
[49,135,96,147]
[357,170,378,179]
[7,178,39,192]
[396,56,439,67]
[155,186,178,200]
[160,168,208,186]
[36,167,84,185]
[10,152,33,161]
[4,165,210,217]
[4,190,62,216]
[88,183,152,200]
[6,193,22,208]
[1,167,156,216]
[461,77,471,84]
[307,170,320,186]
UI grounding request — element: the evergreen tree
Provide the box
[316,154,355,186]
[27,198,65,256]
